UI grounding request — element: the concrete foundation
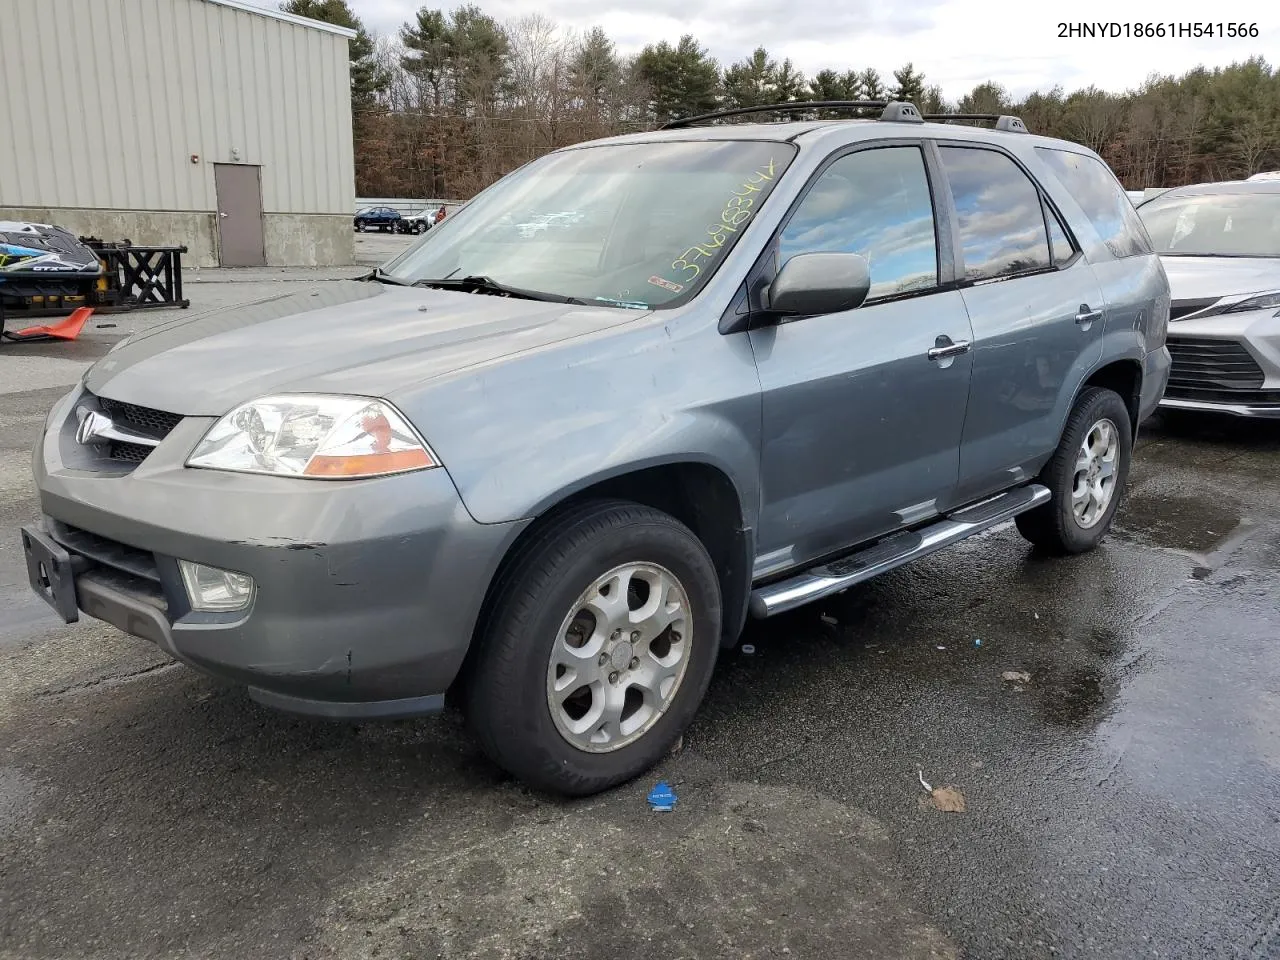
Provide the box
[0,208,353,268]
[261,214,354,268]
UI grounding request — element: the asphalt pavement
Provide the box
[1,248,1277,959]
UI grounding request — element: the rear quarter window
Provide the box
[1035,148,1153,259]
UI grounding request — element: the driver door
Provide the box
[749,143,976,577]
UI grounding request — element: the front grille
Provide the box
[47,521,168,614]
[109,441,154,463]
[83,394,183,467]
[48,520,161,583]
[98,397,182,439]
[1165,335,1273,405]
[1169,297,1220,321]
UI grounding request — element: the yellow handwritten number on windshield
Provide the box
[667,158,776,287]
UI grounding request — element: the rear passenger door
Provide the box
[1033,146,1167,369]
[750,142,976,576]
[934,143,1107,506]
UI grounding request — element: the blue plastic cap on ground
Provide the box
[647,781,677,811]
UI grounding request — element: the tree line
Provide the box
[282,1,1280,201]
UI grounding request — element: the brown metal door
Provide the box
[213,164,266,266]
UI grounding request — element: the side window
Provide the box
[1035,147,1153,258]
[1047,204,1075,264]
[778,146,938,301]
[939,146,1052,281]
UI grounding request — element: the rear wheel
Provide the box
[464,500,721,796]
[1016,386,1132,554]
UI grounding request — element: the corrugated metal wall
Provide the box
[0,0,354,215]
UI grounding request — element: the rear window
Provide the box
[1035,148,1153,259]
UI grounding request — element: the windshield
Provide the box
[1137,192,1280,257]
[381,140,796,308]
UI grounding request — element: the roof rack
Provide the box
[920,113,1029,133]
[660,100,924,130]
[658,102,1030,134]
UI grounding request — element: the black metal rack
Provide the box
[659,100,1028,133]
[661,100,913,129]
[921,113,1029,133]
[0,239,189,322]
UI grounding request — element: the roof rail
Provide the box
[659,100,922,130]
[920,113,1030,133]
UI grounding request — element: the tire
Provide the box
[1016,386,1132,554]
[356,222,366,233]
[464,500,722,796]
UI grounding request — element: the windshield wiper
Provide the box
[414,274,587,304]
[370,267,410,285]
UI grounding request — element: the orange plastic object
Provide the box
[8,306,95,341]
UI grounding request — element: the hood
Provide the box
[85,280,644,415]
[1159,255,1280,302]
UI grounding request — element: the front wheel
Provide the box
[1016,386,1132,554]
[464,500,722,796]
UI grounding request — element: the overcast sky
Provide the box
[265,0,1274,100]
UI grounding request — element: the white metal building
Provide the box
[0,0,356,267]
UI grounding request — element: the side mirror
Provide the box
[767,252,871,317]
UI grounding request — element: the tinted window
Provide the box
[778,146,938,300]
[1036,147,1153,258]
[1047,205,1075,263]
[940,146,1051,281]
[1137,192,1280,257]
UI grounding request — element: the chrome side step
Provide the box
[748,484,1051,618]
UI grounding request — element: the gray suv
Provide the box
[21,101,1171,796]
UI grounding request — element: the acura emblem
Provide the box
[73,405,161,450]
[76,408,111,445]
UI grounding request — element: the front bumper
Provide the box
[1158,309,1280,418]
[26,385,527,717]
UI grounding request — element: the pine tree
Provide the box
[633,35,720,123]
[890,63,926,108]
[723,48,776,109]
[858,68,886,101]
[281,0,387,109]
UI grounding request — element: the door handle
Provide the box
[928,338,971,361]
[219,211,228,218]
[1076,305,1103,325]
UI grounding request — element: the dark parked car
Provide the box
[354,207,403,233]
[23,101,1171,797]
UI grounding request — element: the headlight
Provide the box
[186,394,437,479]
[1223,291,1280,316]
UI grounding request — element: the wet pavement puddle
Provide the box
[1114,491,1260,578]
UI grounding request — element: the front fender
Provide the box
[402,314,765,528]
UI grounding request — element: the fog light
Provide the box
[179,560,254,612]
